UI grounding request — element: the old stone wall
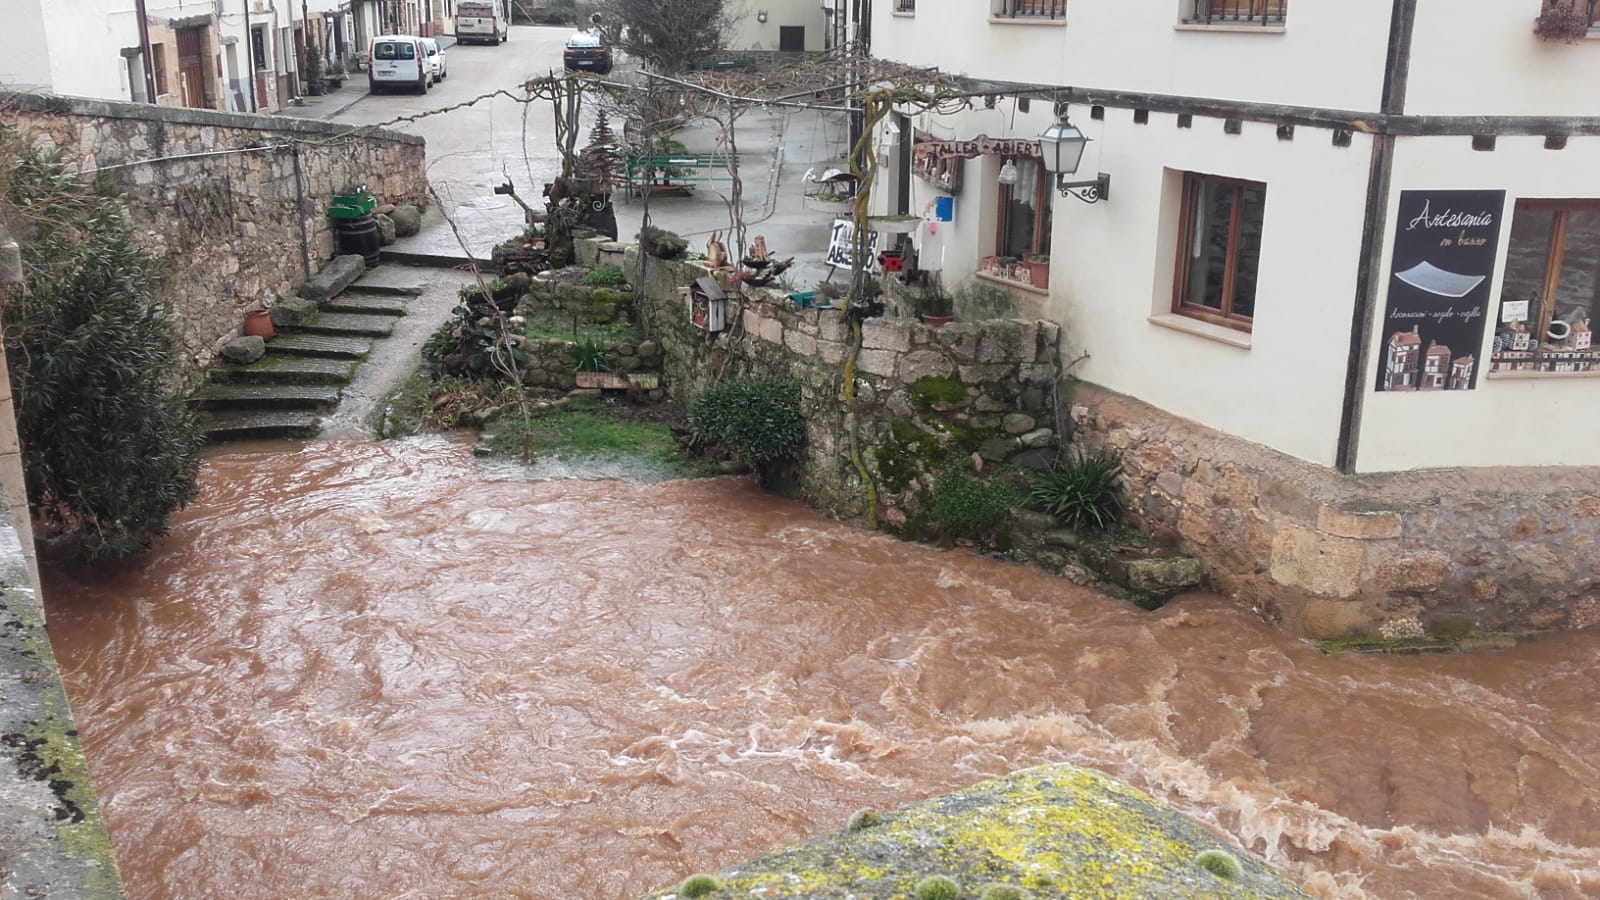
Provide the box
[608,240,1062,524]
[5,91,426,367]
[1069,382,1600,638]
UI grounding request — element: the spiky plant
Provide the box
[1027,446,1124,531]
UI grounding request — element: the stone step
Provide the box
[194,383,342,410]
[324,293,409,316]
[266,334,373,359]
[210,355,359,385]
[294,312,398,337]
[345,268,432,296]
[199,410,322,442]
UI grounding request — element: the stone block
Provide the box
[897,349,954,382]
[1269,524,1365,599]
[375,213,397,245]
[856,348,897,378]
[390,204,422,237]
[1370,551,1449,592]
[1510,516,1541,541]
[818,340,846,365]
[1259,478,1318,522]
[1003,413,1037,435]
[219,335,266,364]
[976,320,1033,363]
[935,323,983,362]
[743,307,761,336]
[1303,598,1379,640]
[1574,496,1600,519]
[1019,428,1056,449]
[862,318,913,353]
[784,330,817,356]
[298,254,366,303]
[1316,505,1403,540]
[819,314,851,343]
[1126,557,1208,594]
[1009,509,1057,533]
[978,436,1019,462]
[637,340,660,360]
[270,294,320,327]
[759,315,784,345]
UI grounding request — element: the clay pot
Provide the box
[243,309,276,340]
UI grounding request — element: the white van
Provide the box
[457,0,509,45]
[368,35,430,95]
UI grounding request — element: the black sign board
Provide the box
[1374,189,1506,393]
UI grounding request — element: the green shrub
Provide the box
[583,264,627,286]
[930,467,1024,537]
[573,335,610,373]
[915,876,961,900]
[678,873,720,897]
[979,886,1028,900]
[846,809,884,831]
[689,376,806,468]
[1027,446,1124,531]
[3,133,202,559]
[1195,849,1242,881]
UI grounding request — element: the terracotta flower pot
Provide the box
[243,309,276,340]
[1029,261,1050,290]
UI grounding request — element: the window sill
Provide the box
[988,16,1068,26]
[1173,22,1286,34]
[975,271,1049,295]
[1148,313,1253,348]
[1487,369,1600,379]
[891,9,916,16]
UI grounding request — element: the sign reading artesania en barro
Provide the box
[1376,190,1506,393]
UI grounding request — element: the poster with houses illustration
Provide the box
[1375,189,1506,392]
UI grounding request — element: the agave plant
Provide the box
[1028,446,1125,531]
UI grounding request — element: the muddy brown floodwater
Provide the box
[41,438,1600,899]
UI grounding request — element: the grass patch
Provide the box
[489,407,718,479]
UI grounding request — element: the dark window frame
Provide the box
[1171,172,1265,333]
[1184,0,1287,25]
[994,158,1052,261]
[1497,198,1600,366]
[992,0,1066,21]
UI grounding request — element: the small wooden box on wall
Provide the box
[687,275,727,333]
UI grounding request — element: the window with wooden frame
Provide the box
[996,158,1052,260]
[1172,172,1265,331]
[1490,200,1600,374]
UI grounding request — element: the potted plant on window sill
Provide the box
[1534,2,1593,42]
[1027,254,1050,289]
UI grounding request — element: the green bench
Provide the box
[622,153,739,199]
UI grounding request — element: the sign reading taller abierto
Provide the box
[1375,190,1506,393]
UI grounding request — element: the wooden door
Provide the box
[177,27,207,108]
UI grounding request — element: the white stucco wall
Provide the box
[1356,134,1600,472]
[726,0,826,51]
[0,0,53,93]
[1406,1,1600,117]
[18,0,143,101]
[876,0,1392,112]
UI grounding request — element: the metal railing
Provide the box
[894,0,915,11]
[1186,0,1286,25]
[993,0,1066,19]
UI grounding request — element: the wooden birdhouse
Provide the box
[689,276,727,332]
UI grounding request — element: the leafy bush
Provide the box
[638,224,688,260]
[929,467,1024,537]
[2,133,202,559]
[573,335,611,372]
[422,303,525,379]
[1028,446,1124,531]
[582,264,627,286]
[689,376,806,468]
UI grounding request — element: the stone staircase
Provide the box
[197,264,428,441]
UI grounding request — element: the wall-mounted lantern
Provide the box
[689,276,727,332]
[756,9,769,22]
[1037,114,1110,204]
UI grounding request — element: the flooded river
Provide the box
[42,438,1600,899]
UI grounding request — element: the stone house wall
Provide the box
[5,91,426,368]
[1069,382,1600,638]
[596,239,1062,524]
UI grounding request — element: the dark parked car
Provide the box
[563,32,612,74]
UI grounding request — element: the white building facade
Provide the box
[869,0,1600,636]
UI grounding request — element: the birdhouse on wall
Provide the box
[689,276,727,332]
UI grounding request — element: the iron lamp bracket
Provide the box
[1056,172,1110,204]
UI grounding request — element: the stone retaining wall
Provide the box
[1069,382,1600,638]
[6,91,427,368]
[605,240,1062,523]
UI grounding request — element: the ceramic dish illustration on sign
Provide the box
[1393,261,1487,299]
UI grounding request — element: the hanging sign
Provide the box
[1375,189,1505,393]
[915,135,1043,160]
[825,219,880,270]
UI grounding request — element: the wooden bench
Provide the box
[622,153,739,199]
[691,58,757,71]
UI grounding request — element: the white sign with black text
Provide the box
[825,219,880,270]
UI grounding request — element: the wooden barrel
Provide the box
[336,213,382,267]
